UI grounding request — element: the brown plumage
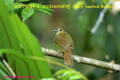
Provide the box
[55,28,74,66]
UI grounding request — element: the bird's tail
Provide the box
[64,50,74,66]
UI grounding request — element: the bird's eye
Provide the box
[59,28,63,31]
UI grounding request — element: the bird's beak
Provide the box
[52,29,57,32]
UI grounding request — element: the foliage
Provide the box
[4,0,53,21]
[54,69,87,80]
[0,0,52,79]
[40,78,56,80]
[22,8,34,21]
[0,61,13,80]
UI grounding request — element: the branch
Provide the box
[2,59,16,78]
[91,0,113,34]
[41,47,120,71]
[91,8,107,34]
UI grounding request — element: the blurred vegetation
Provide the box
[0,0,120,80]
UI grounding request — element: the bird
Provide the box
[54,27,74,66]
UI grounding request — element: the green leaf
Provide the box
[17,0,30,2]
[55,69,87,80]
[0,69,13,80]
[11,14,52,78]
[74,1,86,10]
[55,69,73,77]
[22,8,34,21]
[3,0,14,10]
[0,0,52,80]
[37,8,53,15]
[0,1,23,78]
[0,61,11,77]
[13,3,23,10]
[69,75,83,80]
[28,3,53,15]
[40,78,56,80]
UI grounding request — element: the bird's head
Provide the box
[52,27,64,35]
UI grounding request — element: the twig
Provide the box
[91,0,112,34]
[2,59,16,77]
[41,47,120,71]
[91,8,107,34]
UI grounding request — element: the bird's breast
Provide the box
[55,32,74,51]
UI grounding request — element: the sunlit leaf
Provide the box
[0,69,13,80]
[3,0,14,10]
[40,78,56,80]
[69,75,83,80]
[28,3,53,15]
[0,0,52,80]
[16,0,30,2]
[55,69,87,80]
[22,8,34,21]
